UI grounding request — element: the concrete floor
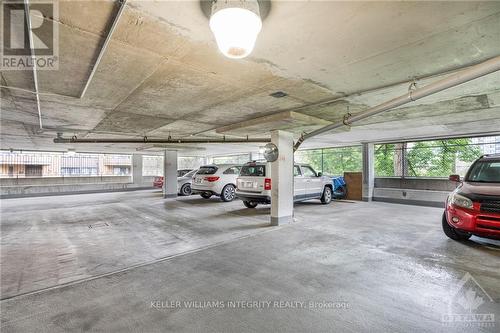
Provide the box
[0,190,271,299]
[1,190,499,332]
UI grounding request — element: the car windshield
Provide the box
[466,160,500,183]
[240,165,266,177]
[197,166,218,175]
[183,169,197,178]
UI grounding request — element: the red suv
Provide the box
[443,154,500,241]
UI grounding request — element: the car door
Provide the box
[301,165,323,198]
[293,165,307,200]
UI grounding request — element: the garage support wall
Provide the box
[132,154,144,187]
[270,130,294,226]
[362,143,375,201]
[163,150,178,198]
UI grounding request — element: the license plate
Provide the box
[195,178,202,184]
[243,181,254,188]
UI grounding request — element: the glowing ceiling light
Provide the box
[209,0,262,59]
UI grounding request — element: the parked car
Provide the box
[236,161,333,208]
[152,169,198,196]
[443,154,500,241]
[153,177,163,189]
[192,164,241,201]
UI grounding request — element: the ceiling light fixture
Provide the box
[209,0,262,59]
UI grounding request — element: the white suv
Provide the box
[236,162,333,208]
[192,164,241,201]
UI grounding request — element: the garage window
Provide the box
[374,137,495,178]
[295,146,362,176]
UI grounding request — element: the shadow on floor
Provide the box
[226,222,272,231]
[173,196,226,205]
[221,207,271,217]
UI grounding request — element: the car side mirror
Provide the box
[317,172,322,177]
[449,174,460,182]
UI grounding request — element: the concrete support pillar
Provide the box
[270,130,294,226]
[132,154,144,187]
[362,142,375,202]
[163,150,178,198]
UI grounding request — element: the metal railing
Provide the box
[0,151,132,178]
[375,137,499,178]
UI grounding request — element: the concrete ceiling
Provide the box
[1,0,500,156]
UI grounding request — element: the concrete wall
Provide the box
[0,176,156,198]
[373,177,456,207]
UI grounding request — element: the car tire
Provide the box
[243,201,258,208]
[321,186,332,204]
[221,184,236,202]
[442,213,471,241]
[200,193,212,199]
[180,184,192,196]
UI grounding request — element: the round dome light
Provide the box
[209,0,262,59]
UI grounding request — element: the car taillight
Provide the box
[205,176,220,182]
[264,178,271,190]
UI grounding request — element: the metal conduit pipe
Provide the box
[53,136,271,144]
[294,55,500,151]
[24,0,43,131]
[79,0,128,98]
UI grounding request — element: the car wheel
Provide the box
[243,201,258,208]
[442,213,471,241]
[200,193,212,199]
[180,184,192,196]
[321,186,332,204]
[221,184,236,202]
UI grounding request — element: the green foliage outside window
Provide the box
[296,138,486,178]
[295,146,362,176]
[375,138,482,177]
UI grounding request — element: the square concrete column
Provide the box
[163,150,178,199]
[132,154,144,187]
[270,130,294,226]
[362,142,375,202]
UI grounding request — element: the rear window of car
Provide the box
[240,165,266,177]
[197,166,218,175]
